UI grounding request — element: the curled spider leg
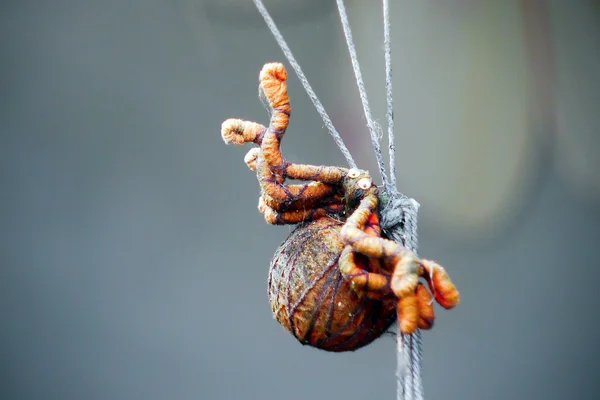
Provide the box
[261,191,344,212]
[338,187,459,334]
[337,210,425,333]
[224,64,353,193]
[223,64,348,187]
[415,282,435,329]
[246,145,337,204]
[258,196,344,225]
[253,131,345,225]
[339,211,436,331]
[247,147,345,221]
[222,120,287,185]
[244,148,260,171]
[221,119,266,146]
[284,163,348,184]
[420,260,460,309]
[259,63,351,185]
[255,148,339,205]
[244,147,348,201]
[245,148,285,186]
[258,62,290,173]
[395,285,437,333]
[339,190,420,298]
[339,245,390,293]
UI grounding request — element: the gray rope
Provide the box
[381,194,423,400]
[383,0,396,190]
[252,0,357,169]
[335,0,389,188]
[381,0,423,398]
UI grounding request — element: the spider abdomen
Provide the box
[268,217,397,352]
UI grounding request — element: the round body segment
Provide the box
[268,217,397,352]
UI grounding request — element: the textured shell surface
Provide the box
[268,217,397,352]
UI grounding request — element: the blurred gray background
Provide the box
[2,0,599,399]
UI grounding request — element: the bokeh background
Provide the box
[2,0,599,399]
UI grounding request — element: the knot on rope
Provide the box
[380,190,420,254]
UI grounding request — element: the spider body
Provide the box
[269,210,398,352]
[221,63,459,351]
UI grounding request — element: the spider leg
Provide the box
[260,192,344,212]
[223,64,350,188]
[339,245,390,293]
[340,191,419,298]
[337,210,424,333]
[221,119,266,146]
[247,147,339,207]
[243,148,260,171]
[259,63,350,185]
[250,149,344,224]
[415,282,436,330]
[420,260,460,309]
[257,63,290,174]
[339,191,420,297]
[244,147,344,225]
[249,149,344,211]
[338,212,390,293]
[395,284,437,333]
[258,196,343,225]
[245,143,348,201]
[338,190,459,333]
[255,148,339,205]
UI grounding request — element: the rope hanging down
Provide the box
[253,1,424,399]
[335,0,390,191]
[379,1,423,399]
[383,0,397,190]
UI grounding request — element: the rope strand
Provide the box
[382,2,424,400]
[383,0,396,190]
[253,0,357,169]
[335,0,389,188]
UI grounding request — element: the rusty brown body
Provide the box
[268,217,397,352]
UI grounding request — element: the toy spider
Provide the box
[221,63,459,352]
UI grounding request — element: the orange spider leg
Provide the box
[420,260,460,309]
[338,188,457,334]
[245,151,348,204]
[339,190,420,298]
[397,293,419,334]
[258,196,343,225]
[221,119,266,146]
[224,63,348,188]
[258,63,350,185]
[364,212,382,237]
[255,150,338,204]
[415,283,435,330]
[339,245,389,288]
[260,191,344,212]
[340,212,393,302]
[258,62,290,174]
[243,147,260,170]
[222,119,285,186]
[284,164,348,184]
[252,149,344,225]
[338,211,390,294]
[247,147,338,207]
